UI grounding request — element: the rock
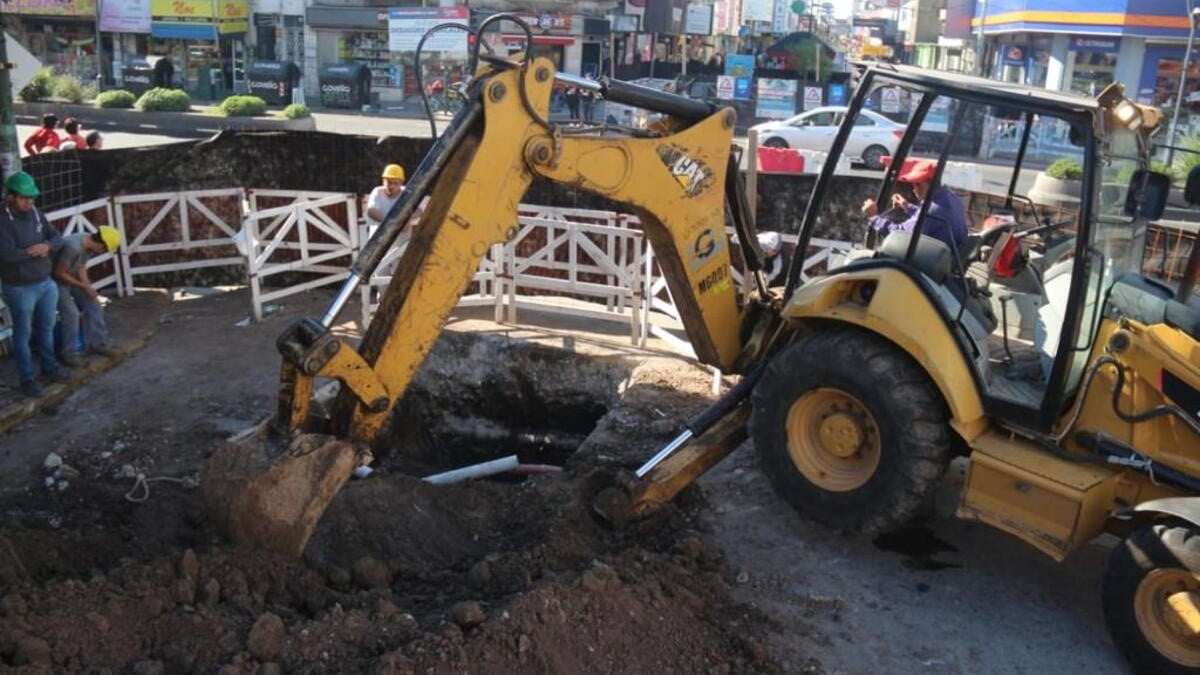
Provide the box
[0,593,28,617]
[678,536,705,560]
[735,570,750,585]
[201,578,221,606]
[518,634,532,654]
[260,663,283,675]
[113,440,127,452]
[375,598,400,620]
[132,660,166,675]
[352,556,391,589]
[580,562,620,593]
[246,612,285,661]
[448,601,486,628]
[327,565,351,588]
[467,560,492,588]
[172,577,196,605]
[12,634,51,666]
[42,452,63,472]
[56,480,69,491]
[43,476,55,488]
[57,464,81,480]
[100,451,113,459]
[142,594,165,617]
[178,549,199,580]
[86,611,110,632]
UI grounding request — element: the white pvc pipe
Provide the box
[422,455,520,485]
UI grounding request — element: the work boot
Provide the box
[58,352,84,368]
[88,342,117,357]
[46,369,73,384]
[20,380,43,398]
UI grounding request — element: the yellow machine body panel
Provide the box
[958,431,1120,561]
[781,267,988,440]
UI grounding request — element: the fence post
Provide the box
[248,210,263,321]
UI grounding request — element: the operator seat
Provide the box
[877,231,998,334]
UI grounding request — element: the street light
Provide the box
[1166,4,1200,166]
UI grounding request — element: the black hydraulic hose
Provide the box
[1098,355,1200,438]
[415,22,476,140]
[1076,430,1200,493]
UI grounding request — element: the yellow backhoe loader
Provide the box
[202,15,1200,673]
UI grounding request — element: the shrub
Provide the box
[280,103,310,119]
[18,67,54,102]
[1044,157,1083,180]
[1171,135,1200,185]
[50,74,86,104]
[217,95,267,117]
[136,87,191,112]
[96,89,136,109]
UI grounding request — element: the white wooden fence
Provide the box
[9,189,859,362]
[245,190,359,320]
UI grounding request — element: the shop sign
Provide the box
[755,78,797,119]
[743,0,774,22]
[1070,36,1120,53]
[389,7,469,53]
[511,12,572,33]
[100,0,152,33]
[1001,44,1025,66]
[4,0,96,17]
[725,53,755,77]
[612,14,639,32]
[151,0,247,38]
[803,85,822,110]
[716,74,735,100]
[827,82,847,105]
[685,4,713,35]
[734,76,752,101]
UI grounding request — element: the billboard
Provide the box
[388,7,469,53]
[685,4,713,34]
[756,78,797,118]
[101,0,152,33]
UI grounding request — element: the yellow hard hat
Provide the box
[381,164,405,181]
[97,225,121,253]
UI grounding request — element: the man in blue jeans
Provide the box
[0,171,73,397]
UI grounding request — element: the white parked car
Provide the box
[750,106,904,170]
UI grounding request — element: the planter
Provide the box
[1028,171,1081,210]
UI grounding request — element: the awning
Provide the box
[501,35,576,46]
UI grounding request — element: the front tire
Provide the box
[763,137,789,149]
[1104,524,1200,674]
[749,326,953,533]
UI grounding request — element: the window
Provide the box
[854,115,876,126]
[799,112,836,127]
[1069,50,1117,96]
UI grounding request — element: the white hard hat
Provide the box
[757,231,782,253]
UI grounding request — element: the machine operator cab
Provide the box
[803,67,1173,437]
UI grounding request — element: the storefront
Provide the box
[2,0,100,81]
[477,11,610,78]
[150,0,249,100]
[306,5,394,104]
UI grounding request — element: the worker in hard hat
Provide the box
[0,171,72,397]
[366,164,407,225]
[52,225,122,366]
[757,230,789,287]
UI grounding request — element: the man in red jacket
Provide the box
[23,114,60,155]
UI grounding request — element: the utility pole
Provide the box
[94,0,105,91]
[975,0,988,76]
[1167,3,1200,167]
[0,18,21,183]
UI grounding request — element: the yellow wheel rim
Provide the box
[1135,568,1200,667]
[785,388,881,492]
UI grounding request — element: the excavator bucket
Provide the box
[201,418,370,559]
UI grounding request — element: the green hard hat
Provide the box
[5,171,39,198]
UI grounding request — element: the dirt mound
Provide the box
[0,466,778,674]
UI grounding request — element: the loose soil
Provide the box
[0,289,783,674]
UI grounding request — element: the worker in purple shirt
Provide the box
[861,158,969,252]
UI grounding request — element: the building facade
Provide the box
[968,0,1200,108]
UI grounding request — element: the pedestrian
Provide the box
[0,171,72,397]
[366,164,407,225]
[564,86,581,120]
[23,114,60,155]
[52,226,120,366]
[63,118,86,148]
[85,131,103,150]
[581,85,596,123]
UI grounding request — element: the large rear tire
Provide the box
[1104,524,1200,674]
[749,326,953,533]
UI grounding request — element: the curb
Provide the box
[15,101,317,138]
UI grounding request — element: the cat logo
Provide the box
[656,144,713,197]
